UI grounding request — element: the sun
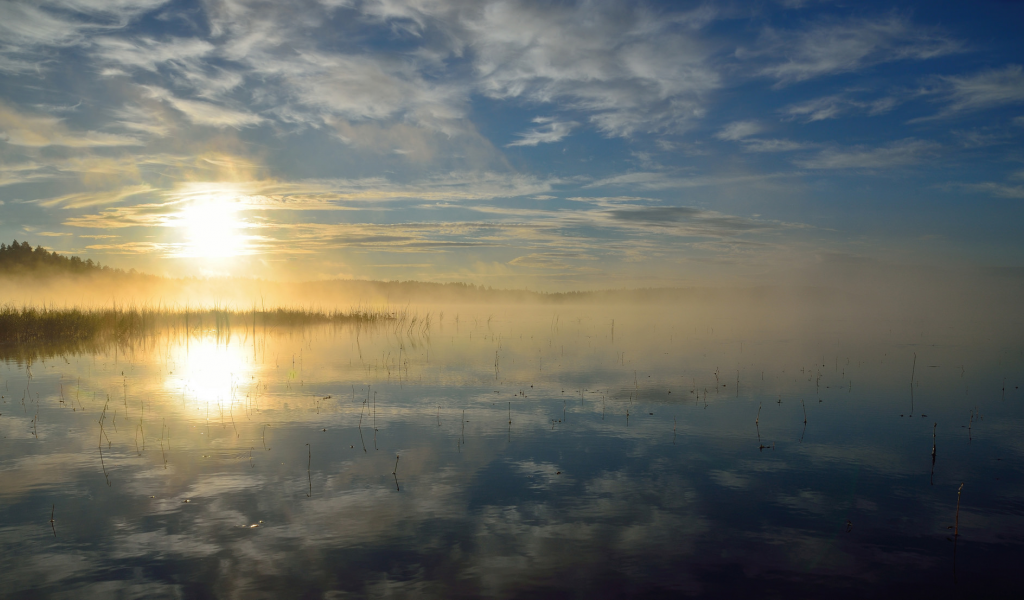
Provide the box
[176,195,249,258]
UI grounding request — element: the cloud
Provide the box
[0,0,169,72]
[141,86,263,128]
[473,197,802,243]
[748,14,962,84]
[36,184,155,209]
[0,161,59,187]
[44,0,169,18]
[949,182,1024,199]
[508,252,594,269]
[92,36,215,73]
[254,51,466,131]
[604,206,776,236]
[952,128,1013,148]
[195,2,471,137]
[463,0,720,136]
[793,138,940,169]
[507,118,578,146]
[350,0,722,138]
[0,101,143,147]
[741,138,811,153]
[922,65,1024,119]
[112,103,175,137]
[586,171,790,191]
[781,93,901,122]
[61,172,566,231]
[0,3,80,50]
[84,241,177,254]
[715,121,762,141]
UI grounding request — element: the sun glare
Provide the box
[165,335,257,412]
[176,196,249,258]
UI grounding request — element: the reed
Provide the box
[305,443,312,497]
[954,483,964,537]
[0,303,397,346]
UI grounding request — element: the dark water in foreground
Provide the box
[1,308,1022,598]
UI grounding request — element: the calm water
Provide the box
[1,307,1022,598]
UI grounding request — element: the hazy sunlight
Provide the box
[175,195,249,259]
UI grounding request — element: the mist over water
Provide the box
[1,301,1022,598]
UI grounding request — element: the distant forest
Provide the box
[0,239,797,304]
[0,240,123,274]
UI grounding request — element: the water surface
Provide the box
[1,307,1022,598]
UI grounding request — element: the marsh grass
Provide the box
[0,304,400,361]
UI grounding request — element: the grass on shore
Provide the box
[0,304,398,345]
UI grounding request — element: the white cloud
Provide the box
[141,86,263,128]
[43,0,169,17]
[0,3,91,48]
[586,171,790,190]
[715,121,763,141]
[36,184,155,209]
[0,0,169,72]
[748,14,962,84]
[794,138,939,169]
[742,138,810,153]
[601,205,784,237]
[463,0,720,136]
[923,65,1024,119]
[782,93,901,122]
[0,101,143,147]
[953,129,1012,149]
[92,36,214,72]
[949,181,1024,199]
[507,118,578,146]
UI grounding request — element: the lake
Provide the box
[1,306,1021,598]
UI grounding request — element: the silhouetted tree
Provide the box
[0,240,120,274]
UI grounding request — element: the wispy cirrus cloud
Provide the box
[61,172,566,230]
[0,0,169,72]
[715,121,763,141]
[945,175,1024,199]
[745,14,962,85]
[507,117,578,147]
[603,206,781,237]
[140,86,263,128]
[793,138,940,169]
[35,184,155,209]
[0,101,143,147]
[586,171,792,191]
[919,64,1024,120]
[712,121,810,153]
[92,36,214,73]
[741,138,811,153]
[508,252,596,270]
[462,0,720,136]
[782,93,901,122]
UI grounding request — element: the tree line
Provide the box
[0,240,123,274]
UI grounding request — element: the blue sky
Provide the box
[1,0,1022,288]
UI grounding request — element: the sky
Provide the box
[0,0,1023,289]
